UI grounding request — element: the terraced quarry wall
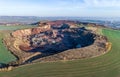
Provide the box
[2,21,109,67]
[0,28,117,77]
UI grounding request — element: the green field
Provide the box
[0,25,35,30]
[0,25,35,64]
[0,28,119,77]
[0,31,16,64]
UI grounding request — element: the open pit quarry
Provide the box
[3,20,109,66]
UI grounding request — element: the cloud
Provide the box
[46,0,120,9]
[83,0,120,7]
[0,0,120,16]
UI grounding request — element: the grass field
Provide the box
[0,28,119,77]
[0,25,35,30]
[0,31,16,64]
[0,25,35,64]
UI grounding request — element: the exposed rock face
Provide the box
[27,28,95,54]
[41,20,78,26]
[11,24,51,38]
[11,29,32,37]
[4,20,109,65]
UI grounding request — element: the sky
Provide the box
[0,0,120,17]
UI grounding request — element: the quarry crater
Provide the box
[4,20,110,65]
[21,27,95,54]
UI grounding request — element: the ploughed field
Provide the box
[0,28,119,77]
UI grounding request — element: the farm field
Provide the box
[0,28,119,77]
[0,25,35,64]
[0,31,16,64]
[0,25,35,30]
